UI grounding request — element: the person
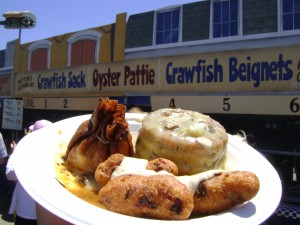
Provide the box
[35,203,72,225]
[127,106,144,114]
[0,132,8,165]
[6,120,52,225]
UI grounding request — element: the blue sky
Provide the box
[0,0,196,50]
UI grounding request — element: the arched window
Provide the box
[67,30,101,67]
[28,40,52,71]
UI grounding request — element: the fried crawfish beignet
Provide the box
[98,174,194,220]
[192,171,260,215]
[64,98,134,173]
[95,155,260,220]
[95,153,178,187]
[146,158,179,175]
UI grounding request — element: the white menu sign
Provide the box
[2,99,23,130]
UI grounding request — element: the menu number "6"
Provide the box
[290,97,299,113]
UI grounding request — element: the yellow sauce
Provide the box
[54,131,139,209]
[55,159,102,208]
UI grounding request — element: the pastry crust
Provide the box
[64,98,133,173]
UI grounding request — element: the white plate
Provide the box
[14,114,281,225]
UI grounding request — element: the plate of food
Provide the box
[14,98,281,225]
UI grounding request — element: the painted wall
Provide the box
[14,13,126,74]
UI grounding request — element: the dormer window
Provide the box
[155,8,181,45]
[282,0,300,31]
[212,0,239,38]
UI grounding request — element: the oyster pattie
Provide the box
[135,108,228,175]
[98,174,194,220]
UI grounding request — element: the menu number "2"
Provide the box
[44,98,69,109]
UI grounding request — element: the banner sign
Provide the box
[15,45,300,98]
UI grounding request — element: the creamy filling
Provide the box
[111,156,223,193]
[157,110,214,144]
[176,170,222,193]
[111,157,171,178]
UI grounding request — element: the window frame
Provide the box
[210,0,242,39]
[67,30,101,67]
[153,6,183,46]
[28,40,52,71]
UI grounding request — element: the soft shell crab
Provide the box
[64,98,134,173]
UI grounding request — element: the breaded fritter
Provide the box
[98,174,194,220]
[145,158,178,175]
[192,171,260,215]
[95,155,260,220]
[95,154,178,187]
[95,154,125,187]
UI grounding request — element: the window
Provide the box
[155,8,180,45]
[30,48,48,71]
[282,0,300,30]
[67,30,101,66]
[212,0,238,38]
[28,40,52,71]
[70,40,96,66]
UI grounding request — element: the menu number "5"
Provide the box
[223,97,231,112]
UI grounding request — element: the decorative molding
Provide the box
[28,40,52,71]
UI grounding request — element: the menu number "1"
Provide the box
[44,98,69,109]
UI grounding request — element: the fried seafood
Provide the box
[95,153,178,187]
[64,98,134,173]
[98,174,194,220]
[95,156,260,220]
[146,158,179,175]
[192,171,260,215]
